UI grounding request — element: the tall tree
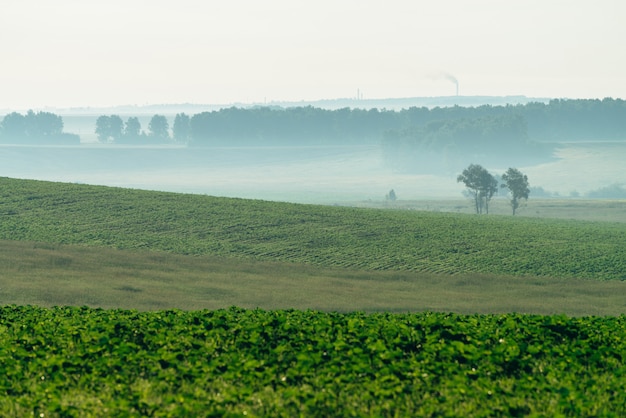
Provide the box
[501,167,530,215]
[173,113,191,143]
[108,115,124,142]
[480,170,499,214]
[95,115,124,142]
[0,112,27,140]
[148,115,170,141]
[95,115,111,142]
[124,117,142,139]
[457,164,498,214]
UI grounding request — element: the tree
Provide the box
[2,111,64,142]
[124,117,142,139]
[95,115,124,142]
[148,115,170,141]
[108,115,124,141]
[25,110,63,138]
[95,115,110,142]
[0,112,27,140]
[501,167,530,215]
[457,164,498,214]
[173,113,191,143]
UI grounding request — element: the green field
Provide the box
[2,306,625,417]
[1,176,626,313]
[2,177,625,280]
[358,197,626,223]
[3,239,626,316]
[1,177,626,416]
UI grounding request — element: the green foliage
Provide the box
[1,178,626,280]
[501,168,530,215]
[457,164,499,214]
[0,305,624,416]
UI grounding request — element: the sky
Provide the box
[1,0,625,110]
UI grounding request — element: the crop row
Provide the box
[1,177,626,280]
[1,305,624,416]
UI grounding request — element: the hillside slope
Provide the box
[1,177,625,280]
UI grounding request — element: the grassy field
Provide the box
[358,197,626,223]
[1,177,625,314]
[2,239,626,315]
[2,178,626,279]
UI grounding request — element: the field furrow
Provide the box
[1,177,625,280]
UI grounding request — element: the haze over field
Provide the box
[1,1,625,205]
[1,141,624,204]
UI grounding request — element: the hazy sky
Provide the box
[1,0,625,109]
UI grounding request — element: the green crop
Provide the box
[1,306,624,416]
[1,177,625,280]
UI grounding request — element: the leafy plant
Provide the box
[0,306,624,416]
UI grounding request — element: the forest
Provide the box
[2,98,625,151]
[186,98,626,145]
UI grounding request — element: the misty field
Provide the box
[1,140,624,204]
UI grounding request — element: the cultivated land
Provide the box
[2,305,625,416]
[3,240,626,316]
[1,176,626,313]
[1,177,626,415]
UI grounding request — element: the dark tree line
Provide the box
[94,114,191,144]
[188,106,396,145]
[0,110,79,144]
[3,98,625,148]
[186,98,626,146]
[381,113,549,173]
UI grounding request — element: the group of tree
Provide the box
[94,113,191,144]
[185,98,626,146]
[183,98,625,174]
[188,106,394,145]
[381,113,549,173]
[3,98,625,149]
[0,110,79,144]
[457,164,530,215]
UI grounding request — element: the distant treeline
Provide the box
[0,111,80,144]
[189,106,388,145]
[186,98,626,146]
[184,98,626,172]
[93,114,188,144]
[381,114,549,173]
[2,98,625,149]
